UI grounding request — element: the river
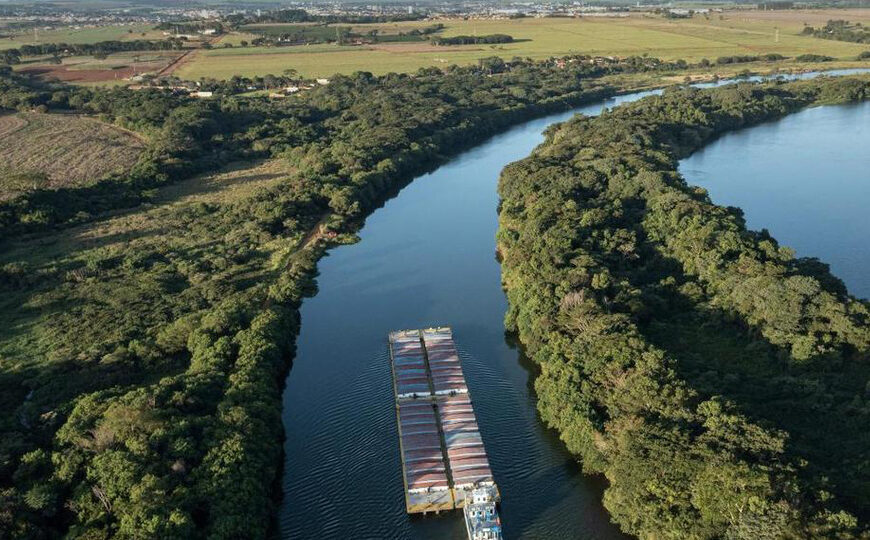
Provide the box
[278,69,870,539]
[679,100,870,300]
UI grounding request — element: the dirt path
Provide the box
[158,36,222,77]
[157,48,198,77]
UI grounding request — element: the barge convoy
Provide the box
[389,327,503,540]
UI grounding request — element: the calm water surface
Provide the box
[680,101,870,299]
[279,70,870,539]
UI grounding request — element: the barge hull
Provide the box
[389,327,500,515]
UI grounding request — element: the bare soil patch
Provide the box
[18,53,182,83]
[20,64,135,83]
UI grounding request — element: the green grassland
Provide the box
[214,31,259,46]
[59,51,179,70]
[0,23,160,51]
[175,12,870,79]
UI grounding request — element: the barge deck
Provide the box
[389,327,502,537]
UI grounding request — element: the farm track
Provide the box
[157,48,198,77]
[158,36,221,77]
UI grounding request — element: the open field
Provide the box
[15,50,184,82]
[0,23,159,50]
[175,11,870,79]
[152,158,294,206]
[0,112,145,200]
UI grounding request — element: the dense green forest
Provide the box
[497,76,870,538]
[0,55,663,538]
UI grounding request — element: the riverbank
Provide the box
[0,59,644,537]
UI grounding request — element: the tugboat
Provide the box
[462,486,503,540]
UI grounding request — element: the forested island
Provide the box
[498,76,870,538]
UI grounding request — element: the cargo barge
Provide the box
[389,327,503,539]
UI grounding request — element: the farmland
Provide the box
[15,50,185,83]
[0,23,161,50]
[175,11,870,79]
[0,112,145,200]
[4,10,870,83]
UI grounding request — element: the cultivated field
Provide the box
[175,10,870,79]
[0,112,145,200]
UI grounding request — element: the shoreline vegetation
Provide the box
[0,53,868,537]
[497,75,870,538]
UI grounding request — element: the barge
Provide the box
[389,327,503,539]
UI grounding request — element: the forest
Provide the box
[226,8,424,26]
[0,55,662,538]
[497,76,870,538]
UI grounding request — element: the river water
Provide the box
[680,101,870,299]
[279,69,870,539]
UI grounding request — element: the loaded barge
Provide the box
[389,327,503,540]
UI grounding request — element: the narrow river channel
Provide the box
[278,69,870,539]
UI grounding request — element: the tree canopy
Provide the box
[497,76,870,538]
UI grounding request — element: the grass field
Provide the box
[14,50,184,83]
[0,112,145,200]
[0,23,160,50]
[175,11,870,79]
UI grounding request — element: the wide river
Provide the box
[278,70,870,539]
